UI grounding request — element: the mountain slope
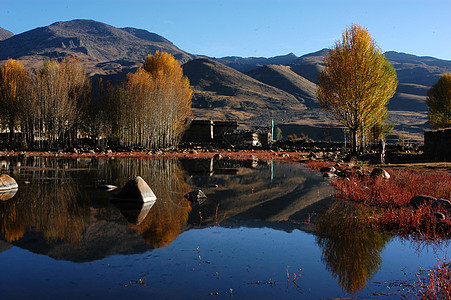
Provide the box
[0,19,196,75]
[0,27,13,41]
[183,58,306,122]
[246,64,319,107]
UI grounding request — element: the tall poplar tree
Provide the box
[0,59,30,145]
[123,51,192,149]
[426,72,451,129]
[317,24,397,154]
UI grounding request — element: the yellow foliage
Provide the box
[123,51,192,148]
[317,24,397,152]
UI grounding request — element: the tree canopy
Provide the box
[426,72,451,129]
[317,24,397,153]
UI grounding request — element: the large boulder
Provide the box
[0,173,18,191]
[110,176,157,204]
[0,174,18,201]
[409,195,436,209]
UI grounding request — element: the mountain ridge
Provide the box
[1,19,451,141]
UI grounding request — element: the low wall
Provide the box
[424,128,451,161]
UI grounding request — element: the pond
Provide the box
[0,156,449,299]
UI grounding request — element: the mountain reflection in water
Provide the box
[0,156,333,261]
[0,156,449,299]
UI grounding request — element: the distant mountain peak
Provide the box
[0,19,196,73]
[0,27,14,41]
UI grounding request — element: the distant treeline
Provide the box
[0,51,192,150]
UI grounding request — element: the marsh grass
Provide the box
[306,160,451,238]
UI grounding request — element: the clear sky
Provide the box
[1,0,450,60]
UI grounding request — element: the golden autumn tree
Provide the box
[123,51,192,149]
[0,59,30,145]
[317,24,397,154]
[426,72,451,129]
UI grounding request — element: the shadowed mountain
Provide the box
[183,58,306,122]
[246,64,319,107]
[0,27,13,41]
[217,53,298,72]
[0,19,196,75]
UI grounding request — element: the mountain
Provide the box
[217,53,298,72]
[1,20,451,141]
[246,64,318,107]
[183,58,306,123]
[0,19,196,75]
[0,27,13,41]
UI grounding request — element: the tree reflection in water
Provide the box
[0,157,90,245]
[315,201,391,294]
[105,158,191,248]
[0,157,191,250]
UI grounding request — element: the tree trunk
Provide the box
[352,129,357,155]
[9,115,15,147]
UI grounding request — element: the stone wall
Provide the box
[424,128,451,161]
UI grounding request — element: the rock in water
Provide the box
[0,173,18,191]
[184,189,207,204]
[112,201,154,225]
[97,184,118,191]
[111,176,156,204]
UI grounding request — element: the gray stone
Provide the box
[409,195,436,209]
[97,184,118,191]
[308,152,318,159]
[111,176,157,204]
[320,166,336,173]
[432,198,451,210]
[184,189,207,204]
[323,172,338,178]
[0,174,18,191]
[434,212,446,221]
[370,168,390,179]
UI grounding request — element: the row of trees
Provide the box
[0,51,192,149]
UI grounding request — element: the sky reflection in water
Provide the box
[0,157,449,299]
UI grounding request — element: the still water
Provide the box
[0,156,448,299]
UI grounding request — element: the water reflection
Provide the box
[316,201,391,293]
[111,159,192,248]
[0,158,90,245]
[0,157,191,253]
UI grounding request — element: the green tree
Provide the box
[426,72,451,129]
[317,24,398,154]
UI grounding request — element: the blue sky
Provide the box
[1,0,450,60]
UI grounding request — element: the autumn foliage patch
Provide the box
[306,160,451,238]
